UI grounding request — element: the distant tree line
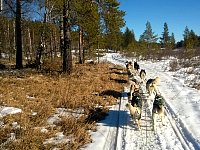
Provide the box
[121,21,200,59]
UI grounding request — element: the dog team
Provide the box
[125,60,165,131]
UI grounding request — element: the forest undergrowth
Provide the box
[0,61,127,150]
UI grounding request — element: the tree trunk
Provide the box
[7,21,11,61]
[35,42,43,70]
[79,26,84,64]
[63,0,72,74]
[97,40,99,63]
[0,0,3,12]
[28,27,32,61]
[60,14,64,56]
[49,31,53,59]
[53,29,57,59]
[15,0,23,69]
[13,21,16,58]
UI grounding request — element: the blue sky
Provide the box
[119,0,200,42]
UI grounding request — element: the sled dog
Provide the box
[126,61,139,81]
[152,93,165,131]
[134,61,140,72]
[129,78,140,100]
[146,76,160,96]
[125,61,133,71]
[126,61,134,79]
[139,69,146,83]
[126,91,143,130]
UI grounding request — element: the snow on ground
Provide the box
[0,107,21,118]
[1,52,200,150]
[83,53,200,150]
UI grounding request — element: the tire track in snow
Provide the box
[139,60,200,149]
[165,101,200,150]
[149,66,200,150]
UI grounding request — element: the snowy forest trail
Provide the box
[84,53,200,150]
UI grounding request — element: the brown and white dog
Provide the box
[126,61,138,80]
[126,91,143,130]
[126,61,134,80]
[126,103,142,129]
[125,61,133,71]
[152,94,165,131]
[146,76,160,96]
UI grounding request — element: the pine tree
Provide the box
[170,32,176,49]
[122,27,136,48]
[75,0,100,64]
[183,26,190,49]
[160,22,170,49]
[139,21,158,49]
[189,30,198,48]
[101,0,125,50]
[183,26,198,49]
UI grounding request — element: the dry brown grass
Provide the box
[0,62,127,149]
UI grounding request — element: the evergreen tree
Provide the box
[183,26,198,49]
[139,21,158,49]
[122,27,136,48]
[183,26,190,39]
[189,30,198,48]
[183,26,190,49]
[170,32,176,49]
[74,0,100,64]
[160,22,170,49]
[101,0,125,50]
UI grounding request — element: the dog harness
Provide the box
[131,93,142,108]
[153,95,165,106]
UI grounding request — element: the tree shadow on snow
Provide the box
[98,109,154,131]
[99,109,139,130]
